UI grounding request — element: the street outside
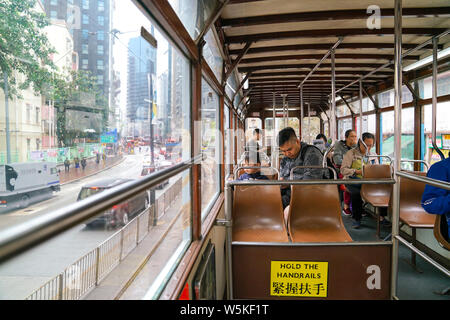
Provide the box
[0,151,176,299]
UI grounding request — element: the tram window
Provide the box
[201,78,220,218]
[376,85,413,108]
[355,114,376,138]
[417,70,450,99]
[224,105,231,176]
[338,118,353,141]
[302,117,320,143]
[245,118,262,144]
[380,108,415,167]
[203,29,223,84]
[337,104,351,117]
[168,0,220,40]
[423,102,450,164]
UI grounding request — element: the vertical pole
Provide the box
[3,73,11,164]
[307,102,311,144]
[391,0,402,300]
[272,92,276,166]
[359,80,363,138]
[330,49,336,142]
[432,37,445,160]
[224,184,233,299]
[300,86,304,141]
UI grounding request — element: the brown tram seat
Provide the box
[396,172,436,270]
[399,172,435,229]
[434,215,450,250]
[360,164,393,238]
[232,185,289,242]
[288,184,352,242]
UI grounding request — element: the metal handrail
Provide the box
[289,165,337,180]
[396,171,450,190]
[233,166,279,179]
[0,155,202,263]
[227,178,394,187]
[322,142,335,168]
[400,159,429,171]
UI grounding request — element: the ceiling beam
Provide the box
[225,28,447,44]
[239,62,389,72]
[221,7,450,28]
[228,42,441,55]
[240,53,419,64]
[250,70,394,77]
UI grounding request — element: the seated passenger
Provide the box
[237,151,269,181]
[312,133,329,153]
[340,132,388,229]
[277,127,326,225]
[421,156,450,241]
[333,129,358,216]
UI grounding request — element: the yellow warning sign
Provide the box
[270,261,328,297]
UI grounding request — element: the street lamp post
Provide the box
[145,73,155,213]
[3,72,11,164]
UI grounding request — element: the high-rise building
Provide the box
[42,0,111,102]
[126,35,156,135]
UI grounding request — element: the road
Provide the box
[0,153,174,299]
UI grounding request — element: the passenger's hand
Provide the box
[355,169,362,175]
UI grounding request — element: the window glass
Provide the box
[355,114,376,138]
[203,29,223,83]
[201,78,220,218]
[245,118,262,145]
[376,85,413,108]
[0,0,191,300]
[422,102,450,165]
[380,108,415,167]
[338,118,353,141]
[417,70,450,99]
[264,117,300,148]
[168,0,220,40]
[336,104,351,117]
[302,117,320,144]
[224,105,231,178]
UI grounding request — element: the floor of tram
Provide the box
[341,206,450,300]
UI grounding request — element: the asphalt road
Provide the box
[0,153,173,299]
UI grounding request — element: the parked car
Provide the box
[77,178,149,229]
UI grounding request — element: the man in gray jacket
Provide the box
[278,127,325,210]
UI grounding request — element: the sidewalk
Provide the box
[59,155,125,185]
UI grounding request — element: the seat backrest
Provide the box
[232,185,288,240]
[288,184,351,241]
[400,171,426,202]
[363,164,392,179]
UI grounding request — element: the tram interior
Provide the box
[0,0,449,301]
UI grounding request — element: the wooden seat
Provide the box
[397,172,436,270]
[399,172,435,228]
[361,164,393,238]
[288,184,352,242]
[232,185,289,242]
[361,164,392,207]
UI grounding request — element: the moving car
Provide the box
[77,178,149,229]
[141,158,173,189]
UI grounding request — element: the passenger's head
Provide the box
[243,151,261,174]
[315,133,327,144]
[253,128,261,140]
[278,127,300,159]
[345,129,357,147]
[358,132,375,154]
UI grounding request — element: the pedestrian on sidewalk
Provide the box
[64,158,70,172]
[96,152,100,165]
[81,157,87,170]
[74,157,80,169]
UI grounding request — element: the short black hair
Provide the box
[362,132,375,142]
[345,129,355,139]
[253,128,261,135]
[278,127,297,147]
[316,133,327,141]
[243,151,261,164]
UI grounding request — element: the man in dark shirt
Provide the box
[278,127,325,209]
